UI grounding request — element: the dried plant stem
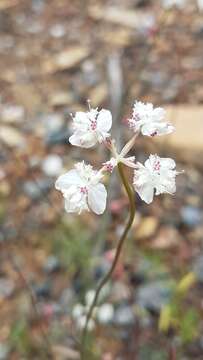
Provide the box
[81,162,136,359]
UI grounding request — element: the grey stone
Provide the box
[0,278,15,299]
[181,206,202,227]
[113,303,135,326]
[23,178,52,200]
[43,255,61,274]
[0,343,9,360]
[193,256,203,282]
[136,281,172,313]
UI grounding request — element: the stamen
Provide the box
[87,99,91,111]
[90,120,97,130]
[80,186,88,194]
[153,160,161,171]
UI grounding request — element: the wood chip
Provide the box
[89,83,108,106]
[42,46,89,74]
[88,5,153,30]
[0,125,25,147]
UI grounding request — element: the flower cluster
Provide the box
[55,100,180,213]
[72,289,114,331]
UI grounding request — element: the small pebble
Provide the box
[181,206,202,227]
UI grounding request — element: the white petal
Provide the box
[160,157,176,169]
[144,155,156,171]
[74,111,89,124]
[97,109,112,132]
[55,170,82,190]
[64,198,77,213]
[69,132,83,146]
[64,196,88,214]
[141,123,157,136]
[88,183,107,215]
[69,131,97,148]
[135,183,154,204]
[152,107,165,121]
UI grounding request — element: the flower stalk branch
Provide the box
[81,162,136,359]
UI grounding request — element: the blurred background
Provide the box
[0,0,203,359]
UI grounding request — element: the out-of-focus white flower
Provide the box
[72,289,97,331]
[73,303,95,331]
[72,304,84,319]
[55,161,107,215]
[97,303,114,324]
[133,154,179,204]
[85,289,96,307]
[162,0,186,9]
[128,101,174,137]
[72,290,114,330]
[69,105,112,148]
[77,315,95,331]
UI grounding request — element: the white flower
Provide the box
[133,154,179,204]
[69,106,112,148]
[128,101,174,137]
[55,161,107,215]
[97,303,114,324]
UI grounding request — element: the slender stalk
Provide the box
[81,162,136,359]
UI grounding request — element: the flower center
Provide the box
[153,160,161,172]
[90,120,97,131]
[150,131,157,137]
[132,112,140,121]
[104,163,114,173]
[127,113,140,129]
[80,186,88,194]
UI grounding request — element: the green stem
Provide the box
[81,162,136,359]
